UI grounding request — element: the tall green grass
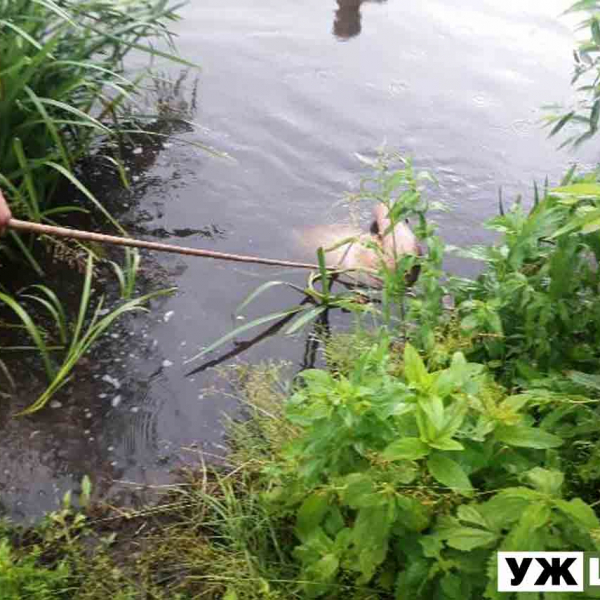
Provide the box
[0,252,175,414]
[0,0,192,411]
[0,0,194,245]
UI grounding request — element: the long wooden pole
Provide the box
[7,218,324,270]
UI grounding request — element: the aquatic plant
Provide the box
[186,152,443,366]
[0,0,190,412]
[0,0,196,268]
[0,253,174,414]
[546,0,600,146]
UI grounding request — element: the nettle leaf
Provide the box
[352,505,393,582]
[503,503,551,551]
[525,468,564,496]
[396,495,432,532]
[428,436,465,451]
[494,425,563,449]
[479,490,532,531]
[497,486,543,501]
[296,492,331,541]
[520,501,552,530]
[427,453,474,496]
[440,572,463,600]
[339,473,381,509]
[444,526,499,551]
[382,437,430,461]
[313,553,339,582]
[404,343,430,388]
[457,505,490,529]
[420,535,444,559]
[554,498,600,530]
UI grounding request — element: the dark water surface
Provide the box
[1,0,597,519]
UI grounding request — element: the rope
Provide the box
[7,219,326,271]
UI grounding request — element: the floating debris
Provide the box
[162,359,173,368]
[102,374,121,389]
[49,400,62,409]
[111,395,122,408]
[164,310,175,323]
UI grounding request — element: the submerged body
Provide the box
[296,204,421,288]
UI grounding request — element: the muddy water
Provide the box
[1,0,595,520]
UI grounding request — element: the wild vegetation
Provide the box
[5,155,600,598]
[6,1,600,599]
[0,0,194,411]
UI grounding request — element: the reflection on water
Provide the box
[333,0,387,40]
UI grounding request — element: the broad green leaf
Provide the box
[396,495,431,532]
[297,493,330,541]
[428,436,464,451]
[440,573,464,600]
[382,437,430,461]
[403,343,430,388]
[353,505,393,572]
[314,553,339,581]
[499,394,530,413]
[479,494,529,532]
[445,526,498,551]
[427,454,473,496]
[418,395,445,438]
[525,468,564,496]
[552,182,600,196]
[582,216,600,234]
[518,502,552,532]
[457,505,489,529]
[340,473,376,509]
[495,425,563,449]
[554,498,600,530]
[436,399,469,441]
[420,535,444,559]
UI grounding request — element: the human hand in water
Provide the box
[0,190,12,236]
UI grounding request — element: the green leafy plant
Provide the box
[0,539,70,600]
[188,153,443,366]
[546,0,600,147]
[449,169,600,378]
[250,334,600,598]
[0,0,202,275]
